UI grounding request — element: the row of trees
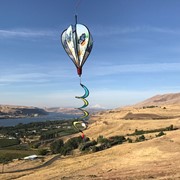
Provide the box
[48,135,127,156]
[48,124,174,155]
[127,124,176,136]
[50,136,85,155]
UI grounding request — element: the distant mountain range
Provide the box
[0,105,106,119]
[134,92,180,107]
[1,93,180,119]
[45,107,106,115]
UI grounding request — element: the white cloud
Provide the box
[1,26,179,40]
[89,62,180,76]
[0,73,50,83]
[145,26,180,35]
[0,29,56,39]
[92,26,141,37]
[92,25,180,37]
[0,62,76,84]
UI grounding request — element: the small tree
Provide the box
[109,135,126,145]
[38,148,49,156]
[61,146,72,156]
[135,135,145,142]
[127,138,133,143]
[64,136,83,150]
[79,140,97,151]
[97,135,109,144]
[138,135,145,141]
[50,139,64,154]
[156,131,165,137]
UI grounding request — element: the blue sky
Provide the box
[0,0,180,109]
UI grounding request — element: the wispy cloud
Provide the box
[0,68,75,85]
[92,25,180,37]
[92,26,141,37]
[145,26,180,34]
[0,29,57,39]
[0,73,50,83]
[90,62,180,76]
[1,26,179,40]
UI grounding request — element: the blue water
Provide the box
[0,113,78,127]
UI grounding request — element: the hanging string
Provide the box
[75,0,82,15]
[79,76,82,84]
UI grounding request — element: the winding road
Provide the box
[4,154,61,173]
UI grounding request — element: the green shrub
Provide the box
[91,145,99,152]
[60,146,72,156]
[97,135,109,144]
[166,125,174,131]
[91,143,111,152]
[143,106,158,109]
[79,140,97,151]
[135,129,145,135]
[139,135,145,141]
[127,138,133,143]
[64,136,83,150]
[97,135,104,143]
[156,131,165,137]
[50,139,64,154]
[135,135,146,142]
[38,149,49,155]
[109,135,126,146]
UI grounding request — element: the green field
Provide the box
[0,139,20,148]
[0,149,38,163]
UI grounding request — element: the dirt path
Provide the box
[4,154,61,173]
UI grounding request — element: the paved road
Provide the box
[4,154,61,173]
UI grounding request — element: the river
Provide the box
[0,113,78,127]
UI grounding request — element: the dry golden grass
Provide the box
[85,105,180,138]
[1,105,180,180]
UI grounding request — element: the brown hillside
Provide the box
[84,105,180,138]
[0,105,47,118]
[134,92,180,107]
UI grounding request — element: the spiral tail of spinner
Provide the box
[72,83,89,138]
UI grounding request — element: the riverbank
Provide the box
[0,112,78,127]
